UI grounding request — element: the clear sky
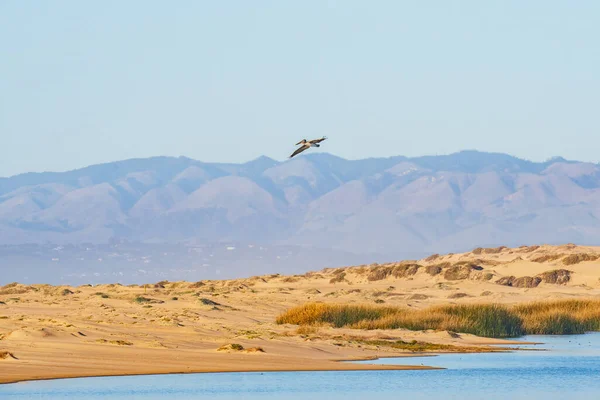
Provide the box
[1,1,599,177]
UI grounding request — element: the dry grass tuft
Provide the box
[531,254,564,263]
[562,253,599,265]
[96,339,133,346]
[329,272,347,284]
[513,299,600,334]
[512,276,542,288]
[277,302,522,337]
[0,284,34,295]
[392,264,422,278]
[357,339,465,352]
[277,299,600,338]
[245,347,265,353]
[366,267,391,281]
[111,340,133,346]
[276,303,399,328]
[366,264,422,281]
[448,292,471,299]
[425,265,442,276]
[199,298,220,306]
[444,264,481,280]
[134,296,164,304]
[303,272,325,279]
[424,254,440,262]
[480,272,495,281]
[472,246,507,255]
[518,245,540,253]
[0,351,17,360]
[217,343,244,351]
[496,270,571,287]
[496,276,515,286]
[538,269,571,285]
[296,325,318,336]
[408,294,429,300]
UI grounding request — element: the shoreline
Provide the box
[0,342,542,386]
[0,358,443,386]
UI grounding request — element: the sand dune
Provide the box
[2,244,600,384]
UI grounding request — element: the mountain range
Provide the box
[2,150,600,260]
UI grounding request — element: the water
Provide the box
[2,333,600,399]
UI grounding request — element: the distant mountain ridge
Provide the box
[2,150,599,257]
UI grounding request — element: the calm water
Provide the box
[2,333,600,399]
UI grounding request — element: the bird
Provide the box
[288,136,327,158]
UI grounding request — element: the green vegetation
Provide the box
[513,299,600,334]
[199,298,220,306]
[134,296,151,304]
[276,299,600,338]
[134,296,164,304]
[358,339,460,352]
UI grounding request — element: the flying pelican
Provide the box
[289,136,327,158]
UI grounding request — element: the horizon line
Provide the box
[0,149,586,180]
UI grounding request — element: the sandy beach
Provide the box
[2,244,600,384]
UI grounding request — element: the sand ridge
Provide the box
[1,244,600,384]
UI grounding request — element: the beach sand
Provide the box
[2,244,600,384]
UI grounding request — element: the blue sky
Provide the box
[1,1,599,176]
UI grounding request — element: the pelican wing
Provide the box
[289,144,309,158]
[310,136,327,144]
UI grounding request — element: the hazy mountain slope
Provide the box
[0,156,200,196]
[1,151,600,259]
[129,183,187,219]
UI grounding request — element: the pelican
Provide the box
[289,136,327,158]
